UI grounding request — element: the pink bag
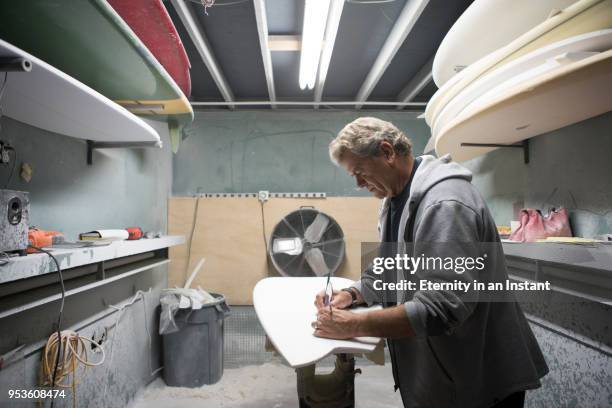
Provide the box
[509,208,573,242]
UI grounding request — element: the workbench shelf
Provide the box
[0,236,185,319]
[502,242,612,305]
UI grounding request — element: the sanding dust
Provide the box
[131,363,297,408]
[130,362,402,408]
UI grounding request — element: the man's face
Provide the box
[339,150,395,199]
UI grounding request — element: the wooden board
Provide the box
[168,197,380,305]
[432,0,577,87]
[253,277,382,368]
[0,39,161,144]
[431,30,612,139]
[0,0,193,126]
[425,0,612,127]
[435,49,612,162]
[107,0,191,98]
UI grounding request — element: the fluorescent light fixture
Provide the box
[299,0,331,90]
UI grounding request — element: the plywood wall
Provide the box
[168,197,380,304]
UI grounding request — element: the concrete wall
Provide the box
[0,116,172,239]
[0,117,172,407]
[173,110,431,196]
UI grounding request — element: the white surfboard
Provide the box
[431,30,612,141]
[0,39,161,145]
[433,0,578,87]
[425,0,612,127]
[253,277,382,368]
[434,49,612,162]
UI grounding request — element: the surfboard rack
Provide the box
[460,139,530,164]
[86,140,162,165]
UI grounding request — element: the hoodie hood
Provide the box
[378,154,472,242]
[409,154,472,206]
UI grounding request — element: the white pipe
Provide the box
[396,55,434,108]
[355,0,430,109]
[191,100,426,106]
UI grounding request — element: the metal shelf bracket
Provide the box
[86,140,162,165]
[461,139,530,164]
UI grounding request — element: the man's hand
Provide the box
[311,307,363,339]
[314,289,352,311]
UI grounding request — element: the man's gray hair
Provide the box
[329,117,412,165]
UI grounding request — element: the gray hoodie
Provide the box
[352,155,548,408]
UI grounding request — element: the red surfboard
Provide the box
[108,0,192,97]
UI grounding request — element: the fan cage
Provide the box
[268,208,345,277]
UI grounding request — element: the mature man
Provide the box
[313,117,548,408]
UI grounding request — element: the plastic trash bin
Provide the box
[162,293,230,387]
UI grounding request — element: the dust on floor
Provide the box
[130,362,403,408]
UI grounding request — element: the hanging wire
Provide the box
[4,147,17,189]
[188,0,249,9]
[200,0,215,14]
[0,73,8,134]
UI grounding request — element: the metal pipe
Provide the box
[170,0,235,107]
[355,0,430,108]
[397,55,433,108]
[191,100,426,107]
[0,57,32,72]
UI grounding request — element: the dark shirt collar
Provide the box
[391,156,420,207]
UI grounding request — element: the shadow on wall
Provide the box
[463,146,527,226]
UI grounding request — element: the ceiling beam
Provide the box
[253,0,277,108]
[314,0,345,108]
[269,35,301,51]
[170,0,235,108]
[354,0,430,109]
[396,55,433,109]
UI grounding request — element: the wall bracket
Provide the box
[86,140,161,165]
[460,140,530,164]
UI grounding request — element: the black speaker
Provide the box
[0,189,29,255]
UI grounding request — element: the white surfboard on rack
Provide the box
[432,0,578,88]
[425,0,612,127]
[253,277,382,368]
[0,38,161,145]
[431,29,612,142]
[434,49,612,162]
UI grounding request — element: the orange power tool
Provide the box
[126,227,143,240]
[28,228,65,252]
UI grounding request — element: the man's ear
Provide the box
[379,141,395,163]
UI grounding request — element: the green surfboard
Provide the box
[0,0,193,129]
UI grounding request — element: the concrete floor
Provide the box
[129,362,403,408]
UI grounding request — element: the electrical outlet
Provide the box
[258,190,270,203]
[91,329,107,352]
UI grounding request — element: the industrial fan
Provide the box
[269,207,345,277]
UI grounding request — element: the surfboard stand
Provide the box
[86,140,162,165]
[296,354,361,408]
[460,139,530,164]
